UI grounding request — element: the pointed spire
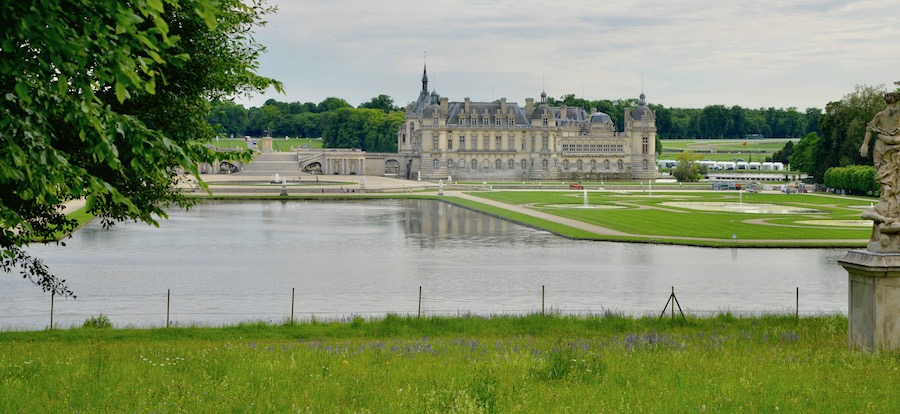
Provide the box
[421,52,428,94]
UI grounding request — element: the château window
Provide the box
[577,160,583,170]
[642,136,649,154]
[508,159,514,169]
[433,117,438,125]
[617,160,624,170]
[448,137,453,150]
[542,117,548,127]
[643,159,649,170]
[495,159,502,169]
[521,159,528,169]
[482,137,489,150]
[471,159,477,169]
[433,159,439,169]
[604,159,610,169]
[542,159,549,170]
[563,160,569,170]
[448,159,454,169]
[460,136,466,149]
[591,159,597,170]
[495,136,502,149]
[432,136,439,150]
[542,137,549,151]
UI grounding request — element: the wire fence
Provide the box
[0,285,847,331]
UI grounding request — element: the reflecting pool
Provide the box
[0,200,848,329]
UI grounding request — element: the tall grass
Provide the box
[0,314,896,412]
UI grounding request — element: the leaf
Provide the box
[146,0,164,13]
[115,81,129,104]
[14,82,31,105]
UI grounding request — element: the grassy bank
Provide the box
[0,314,896,412]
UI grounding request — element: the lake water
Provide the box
[1,200,849,330]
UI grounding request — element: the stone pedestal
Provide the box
[838,250,900,350]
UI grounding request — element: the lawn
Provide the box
[464,191,871,247]
[0,314,895,412]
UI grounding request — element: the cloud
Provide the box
[240,0,900,110]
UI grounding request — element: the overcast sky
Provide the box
[237,0,899,111]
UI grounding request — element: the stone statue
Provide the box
[859,89,900,251]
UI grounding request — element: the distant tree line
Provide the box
[207,94,403,152]
[547,94,822,139]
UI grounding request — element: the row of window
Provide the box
[561,143,624,153]
[432,158,627,171]
[436,135,551,151]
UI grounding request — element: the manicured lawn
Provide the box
[0,314,895,413]
[467,191,871,246]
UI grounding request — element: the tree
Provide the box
[359,94,398,113]
[1,0,282,295]
[673,151,704,182]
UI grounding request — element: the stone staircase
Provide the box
[238,152,303,177]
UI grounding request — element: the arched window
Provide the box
[617,159,624,170]
[576,160,583,170]
[483,159,490,169]
[432,159,439,169]
[604,159,610,169]
[642,159,649,170]
[508,159,515,169]
[495,159,502,169]
[542,159,549,170]
[447,159,454,169]
[521,159,528,169]
[471,159,478,169]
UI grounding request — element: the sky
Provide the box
[237,0,899,111]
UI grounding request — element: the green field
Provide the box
[660,138,795,162]
[462,191,871,247]
[1,314,895,412]
[208,137,323,151]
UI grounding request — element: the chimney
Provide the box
[560,104,567,121]
[500,97,507,114]
[440,97,448,112]
[525,98,534,117]
[464,97,470,113]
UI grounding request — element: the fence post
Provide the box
[291,287,295,326]
[50,291,55,331]
[166,289,171,328]
[542,285,545,316]
[795,287,799,324]
[418,286,422,318]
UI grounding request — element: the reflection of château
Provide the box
[397,64,658,181]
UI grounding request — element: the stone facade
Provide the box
[396,64,658,181]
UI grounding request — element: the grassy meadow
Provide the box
[208,137,323,152]
[462,191,871,247]
[660,138,795,163]
[1,314,897,412]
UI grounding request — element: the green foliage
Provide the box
[823,165,878,195]
[82,314,112,329]
[810,85,891,182]
[673,151,704,182]
[0,0,281,295]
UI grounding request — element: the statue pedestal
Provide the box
[838,250,900,350]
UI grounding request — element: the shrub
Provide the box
[82,314,112,329]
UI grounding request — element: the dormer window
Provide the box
[433,117,438,125]
[542,117,548,127]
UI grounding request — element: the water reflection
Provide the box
[0,199,848,330]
